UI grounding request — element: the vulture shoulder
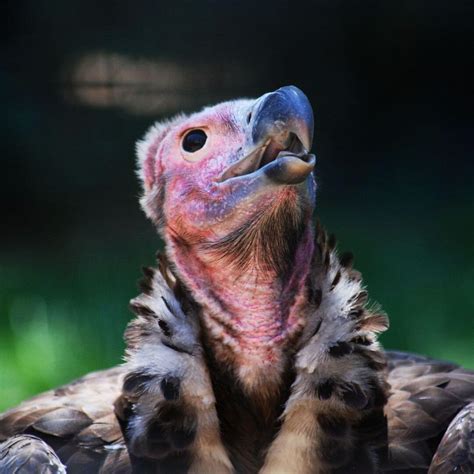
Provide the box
[116,260,232,473]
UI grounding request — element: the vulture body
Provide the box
[1,87,473,473]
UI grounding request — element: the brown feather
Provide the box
[429,402,474,473]
[382,351,474,472]
[32,408,92,437]
[0,434,66,473]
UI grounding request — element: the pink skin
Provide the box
[142,100,316,388]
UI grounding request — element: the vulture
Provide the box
[1,86,473,474]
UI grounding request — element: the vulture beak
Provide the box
[220,86,316,184]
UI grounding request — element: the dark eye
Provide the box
[182,129,207,153]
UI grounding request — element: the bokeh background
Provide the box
[2,0,473,411]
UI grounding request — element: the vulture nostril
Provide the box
[246,112,252,124]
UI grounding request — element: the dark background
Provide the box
[1,0,473,410]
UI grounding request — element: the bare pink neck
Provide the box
[165,224,314,389]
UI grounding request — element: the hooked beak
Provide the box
[220,86,316,184]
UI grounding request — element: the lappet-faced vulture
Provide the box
[1,87,473,474]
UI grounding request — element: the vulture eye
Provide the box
[182,129,207,153]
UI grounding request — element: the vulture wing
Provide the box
[384,351,474,473]
[0,367,131,473]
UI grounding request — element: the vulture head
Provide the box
[138,86,316,268]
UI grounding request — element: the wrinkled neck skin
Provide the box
[164,200,315,395]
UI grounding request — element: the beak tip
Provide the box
[301,130,313,152]
[252,85,314,151]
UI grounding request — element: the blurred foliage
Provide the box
[0,230,159,411]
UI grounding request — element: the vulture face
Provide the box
[138,86,316,254]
